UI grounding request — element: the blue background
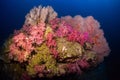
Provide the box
[0,0,120,80]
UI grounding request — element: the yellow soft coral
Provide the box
[27,43,57,77]
[56,38,84,62]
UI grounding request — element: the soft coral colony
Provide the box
[3,5,110,79]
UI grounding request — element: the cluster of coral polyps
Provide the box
[3,6,110,78]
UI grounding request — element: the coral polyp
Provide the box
[1,5,110,80]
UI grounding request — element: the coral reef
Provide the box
[0,5,110,80]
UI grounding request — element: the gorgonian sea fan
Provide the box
[3,5,110,79]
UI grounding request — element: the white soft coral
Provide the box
[25,6,57,26]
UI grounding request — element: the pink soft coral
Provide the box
[77,59,90,69]
[9,33,34,62]
[22,22,45,45]
[50,18,60,30]
[34,65,45,74]
[67,30,89,45]
[67,30,80,42]
[9,22,45,62]
[56,21,73,37]
[67,63,82,74]
[46,32,58,58]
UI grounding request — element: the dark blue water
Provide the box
[0,0,120,80]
